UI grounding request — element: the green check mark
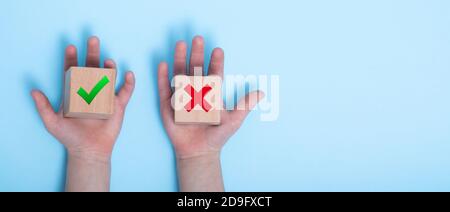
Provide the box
[77,76,110,105]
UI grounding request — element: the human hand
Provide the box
[158,36,264,159]
[31,36,135,164]
[157,36,264,191]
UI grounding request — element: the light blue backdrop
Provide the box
[1,0,450,192]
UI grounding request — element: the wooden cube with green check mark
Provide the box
[63,67,116,119]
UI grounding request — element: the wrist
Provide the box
[172,138,225,160]
[176,152,221,166]
[65,147,112,192]
[67,148,112,165]
[176,151,224,192]
[176,149,221,160]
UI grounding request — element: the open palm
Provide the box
[31,37,135,157]
[157,36,264,159]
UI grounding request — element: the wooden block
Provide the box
[172,72,222,125]
[63,67,116,119]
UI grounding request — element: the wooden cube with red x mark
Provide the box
[172,67,222,125]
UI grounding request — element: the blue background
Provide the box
[1,0,450,192]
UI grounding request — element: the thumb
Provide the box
[227,90,265,129]
[31,90,58,132]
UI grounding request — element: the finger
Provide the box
[157,62,174,121]
[64,45,78,71]
[227,91,265,128]
[189,36,205,75]
[174,41,187,76]
[117,71,136,107]
[31,90,58,131]
[208,48,224,79]
[104,59,116,69]
[85,36,101,67]
[158,62,172,103]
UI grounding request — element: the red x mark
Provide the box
[184,85,213,112]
